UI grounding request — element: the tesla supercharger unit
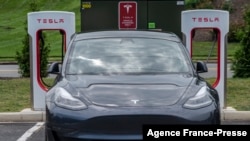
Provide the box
[28,11,75,110]
[80,0,185,38]
[181,10,229,109]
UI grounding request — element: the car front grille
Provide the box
[77,115,188,134]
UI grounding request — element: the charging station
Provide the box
[28,1,185,111]
[181,10,229,108]
[27,4,229,110]
[28,11,75,110]
[80,0,185,38]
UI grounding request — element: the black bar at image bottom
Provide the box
[143,125,250,140]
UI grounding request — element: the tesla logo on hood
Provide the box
[131,99,139,104]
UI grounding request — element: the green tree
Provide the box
[185,0,214,9]
[15,0,50,77]
[231,5,250,77]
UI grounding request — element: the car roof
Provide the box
[74,30,182,42]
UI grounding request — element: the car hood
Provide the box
[66,74,193,107]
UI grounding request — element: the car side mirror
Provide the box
[47,62,61,74]
[196,61,208,73]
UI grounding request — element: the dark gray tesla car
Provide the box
[45,30,220,141]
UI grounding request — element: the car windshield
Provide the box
[66,37,190,75]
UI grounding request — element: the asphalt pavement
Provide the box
[0,122,36,141]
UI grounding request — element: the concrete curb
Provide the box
[0,109,45,122]
[0,108,249,122]
[222,108,250,121]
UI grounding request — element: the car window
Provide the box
[66,38,190,75]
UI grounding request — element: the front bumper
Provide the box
[46,103,220,141]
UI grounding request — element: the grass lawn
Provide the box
[0,77,249,112]
[226,78,250,110]
[0,0,80,60]
[0,78,30,112]
[192,41,240,61]
[206,78,250,111]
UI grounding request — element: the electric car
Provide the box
[45,30,220,141]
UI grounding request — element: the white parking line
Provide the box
[17,122,44,141]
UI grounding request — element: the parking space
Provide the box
[0,122,36,141]
[0,122,44,141]
[27,124,45,141]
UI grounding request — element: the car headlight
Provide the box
[183,86,213,109]
[54,87,87,110]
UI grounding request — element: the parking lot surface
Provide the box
[1,121,250,141]
[0,122,35,141]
